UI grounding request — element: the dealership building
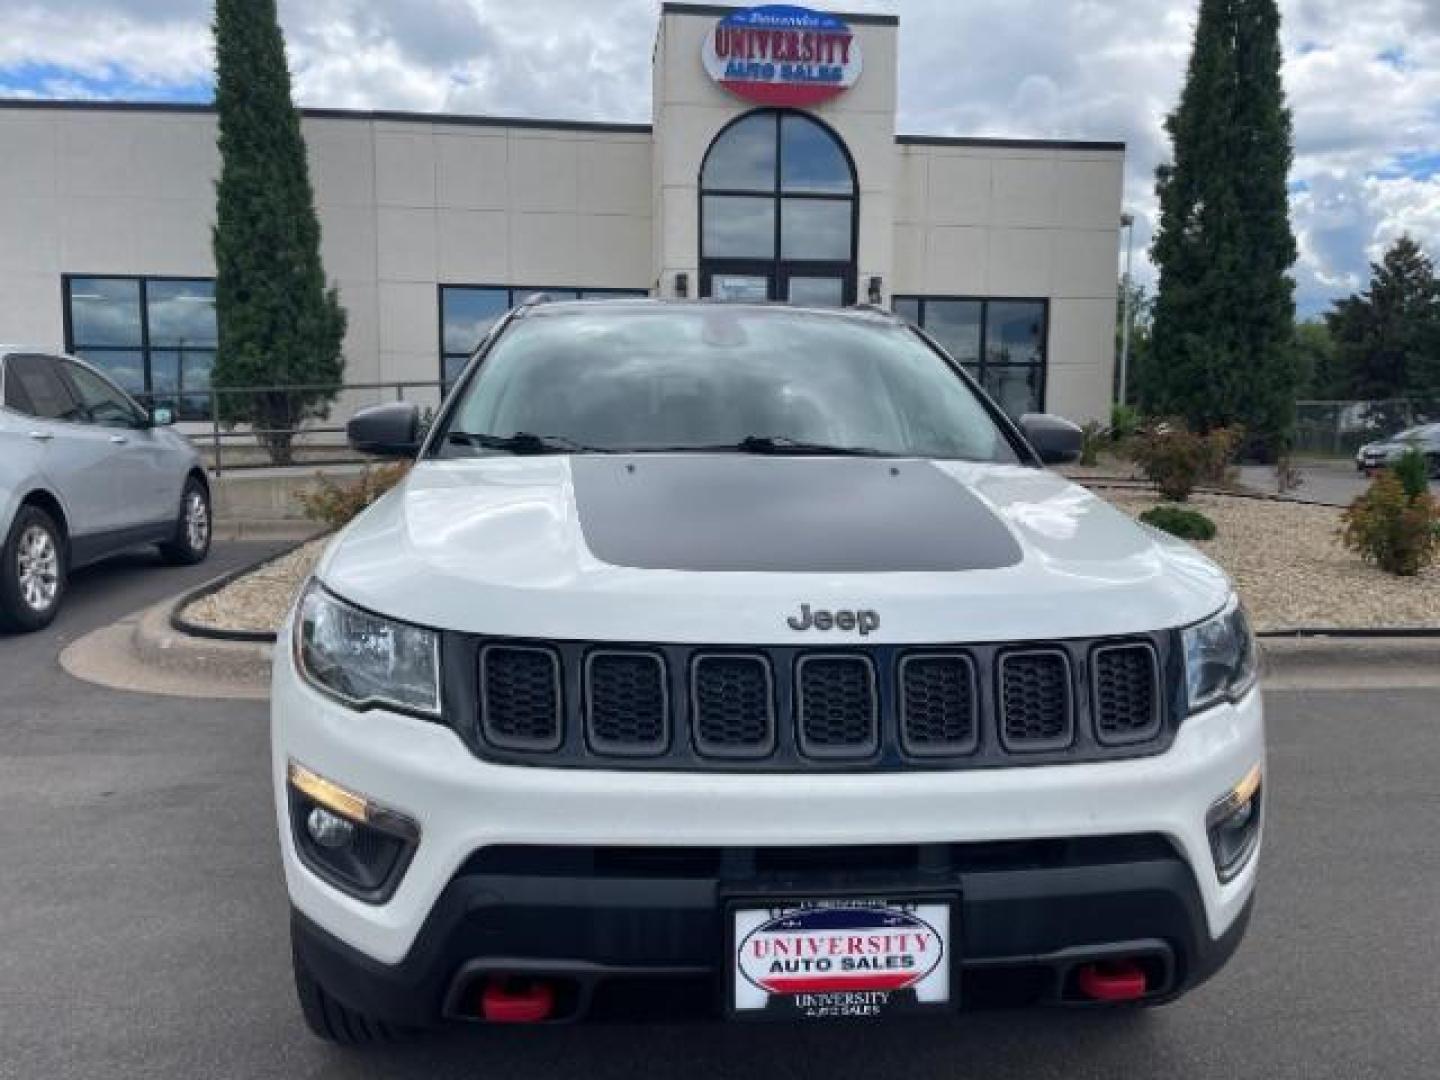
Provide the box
[0,2,1125,424]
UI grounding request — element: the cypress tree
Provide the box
[1147,0,1298,456]
[211,0,345,465]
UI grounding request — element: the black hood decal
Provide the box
[571,456,1023,573]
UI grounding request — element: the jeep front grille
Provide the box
[899,654,979,756]
[796,655,878,758]
[692,654,775,758]
[458,633,1179,772]
[479,645,562,751]
[585,651,669,756]
[1092,642,1162,744]
[999,649,1074,751]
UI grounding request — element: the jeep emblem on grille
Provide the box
[786,603,880,636]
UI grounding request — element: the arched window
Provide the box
[699,110,858,306]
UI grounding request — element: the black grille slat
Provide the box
[797,656,878,759]
[586,652,669,756]
[479,645,562,751]
[692,655,775,758]
[999,650,1073,751]
[900,654,979,756]
[1093,643,1161,744]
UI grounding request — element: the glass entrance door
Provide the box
[780,266,851,307]
[710,272,772,302]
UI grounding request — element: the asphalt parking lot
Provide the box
[2,544,1438,1079]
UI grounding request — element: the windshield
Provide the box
[436,305,1021,463]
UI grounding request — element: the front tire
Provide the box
[0,505,67,633]
[292,946,408,1046]
[159,477,212,566]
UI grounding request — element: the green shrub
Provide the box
[1110,403,1140,442]
[1079,421,1105,467]
[1341,467,1440,577]
[297,463,410,528]
[1126,422,1243,502]
[1393,446,1430,501]
[1140,505,1217,542]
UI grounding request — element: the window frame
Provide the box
[891,295,1051,415]
[62,273,217,420]
[437,284,649,386]
[698,109,860,303]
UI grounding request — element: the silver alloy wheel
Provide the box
[185,490,210,553]
[16,524,60,613]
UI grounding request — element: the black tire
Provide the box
[0,504,67,634]
[158,476,212,566]
[292,946,408,1046]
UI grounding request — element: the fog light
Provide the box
[306,805,356,849]
[1207,765,1263,882]
[287,760,420,903]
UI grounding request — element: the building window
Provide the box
[64,276,217,420]
[439,286,647,385]
[894,297,1048,417]
[699,110,858,304]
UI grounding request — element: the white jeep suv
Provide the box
[272,300,1263,1042]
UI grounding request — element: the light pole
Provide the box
[1118,212,1136,407]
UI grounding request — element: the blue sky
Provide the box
[2,0,1438,318]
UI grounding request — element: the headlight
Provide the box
[294,581,441,717]
[1182,594,1257,713]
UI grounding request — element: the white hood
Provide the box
[316,456,1230,644]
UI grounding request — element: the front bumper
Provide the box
[272,645,1264,1018]
[291,840,1255,1026]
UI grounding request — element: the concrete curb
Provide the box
[134,592,275,684]
[60,591,272,701]
[1258,635,1440,689]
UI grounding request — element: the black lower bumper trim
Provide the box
[290,836,1254,1027]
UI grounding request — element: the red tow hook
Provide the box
[1077,960,1148,1002]
[480,978,556,1023]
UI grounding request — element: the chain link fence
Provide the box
[1292,400,1434,458]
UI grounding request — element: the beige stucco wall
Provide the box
[895,141,1124,422]
[0,106,654,394]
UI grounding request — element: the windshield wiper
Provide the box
[708,435,885,457]
[447,431,603,455]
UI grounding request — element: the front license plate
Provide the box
[730,899,953,1020]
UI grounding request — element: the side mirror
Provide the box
[150,407,175,427]
[1018,413,1084,465]
[348,403,421,457]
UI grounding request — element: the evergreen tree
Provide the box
[1147,0,1298,455]
[211,0,345,465]
[1325,237,1440,410]
[1291,318,1339,399]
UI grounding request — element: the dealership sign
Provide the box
[703,5,863,107]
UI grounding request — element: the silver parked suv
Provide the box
[0,348,212,632]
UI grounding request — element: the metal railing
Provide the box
[132,379,449,474]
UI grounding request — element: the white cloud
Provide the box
[0,0,1438,311]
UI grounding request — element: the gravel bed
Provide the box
[180,489,1440,636]
[181,539,327,636]
[1101,489,1440,631]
